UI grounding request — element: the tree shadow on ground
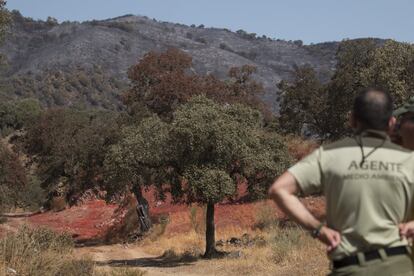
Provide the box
[95,256,198,268]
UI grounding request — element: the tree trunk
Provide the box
[204,202,217,258]
[132,185,152,233]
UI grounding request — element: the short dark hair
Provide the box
[353,88,393,131]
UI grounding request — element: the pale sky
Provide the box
[6,0,414,44]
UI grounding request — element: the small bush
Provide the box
[159,214,170,235]
[195,37,207,44]
[189,206,198,233]
[148,214,170,241]
[293,40,303,47]
[237,50,258,60]
[50,196,67,212]
[160,248,199,263]
[55,258,95,275]
[0,143,29,211]
[0,226,147,276]
[17,176,45,211]
[105,22,135,32]
[100,268,146,276]
[219,43,233,52]
[161,249,179,260]
[0,226,93,276]
[270,227,302,263]
[236,30,257,40]
[254,202,278,230]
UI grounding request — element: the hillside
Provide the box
[0,11,339,111]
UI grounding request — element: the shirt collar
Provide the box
[358,129,390,140]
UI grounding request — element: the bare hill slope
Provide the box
[0,11,339,111]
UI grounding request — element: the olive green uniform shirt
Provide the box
[288,130,414,260]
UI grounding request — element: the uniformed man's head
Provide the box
[394,96,414,149]
[351,88,395,132]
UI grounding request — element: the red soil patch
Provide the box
[153,197,325,236]
[3,187,325,242]
[145,183,325,235]
[28,200,118,241]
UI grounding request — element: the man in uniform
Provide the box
[269,88,414,275]
[394,97,414,150]
[394,97,414,261]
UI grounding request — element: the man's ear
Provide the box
[388,116,397,132]
[348,111,356,129]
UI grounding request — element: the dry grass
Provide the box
[97,267,146,276]
[139,222,328,276]
[206,230,329,276]
[0,226,145,276]
[137,202,328,275]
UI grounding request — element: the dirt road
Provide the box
[0,216,204,275]
[76,244,206,276]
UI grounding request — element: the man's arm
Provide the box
[269,171,341,252]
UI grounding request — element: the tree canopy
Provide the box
[123,48,267,120]
[25,108,121,202]
[105,96,291,257]
[0,99,42,136]
[279,39,414,139]
[0,142,26,209]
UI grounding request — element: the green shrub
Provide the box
[0,143,28,211]
[0,98,42,136]
[17,176,45,211]
[25,108,121,200]
[0,143,46,212]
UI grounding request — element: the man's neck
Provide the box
[355,128,390,139]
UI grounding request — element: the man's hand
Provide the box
[269,172,342,253]
[399,221,414,239]
[318,226,341,252]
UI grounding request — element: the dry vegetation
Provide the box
[286,136,319,161]
[139,203,328,276]
[0,226,145,276]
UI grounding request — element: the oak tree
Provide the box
[105,96,290,257]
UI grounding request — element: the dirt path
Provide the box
[1,217,203,275]
[75,244,204,276]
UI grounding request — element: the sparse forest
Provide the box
[0,45,291,259]
[278,39,414,139]
[0,2,413,275]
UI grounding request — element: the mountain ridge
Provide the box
[0,11,350,111]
